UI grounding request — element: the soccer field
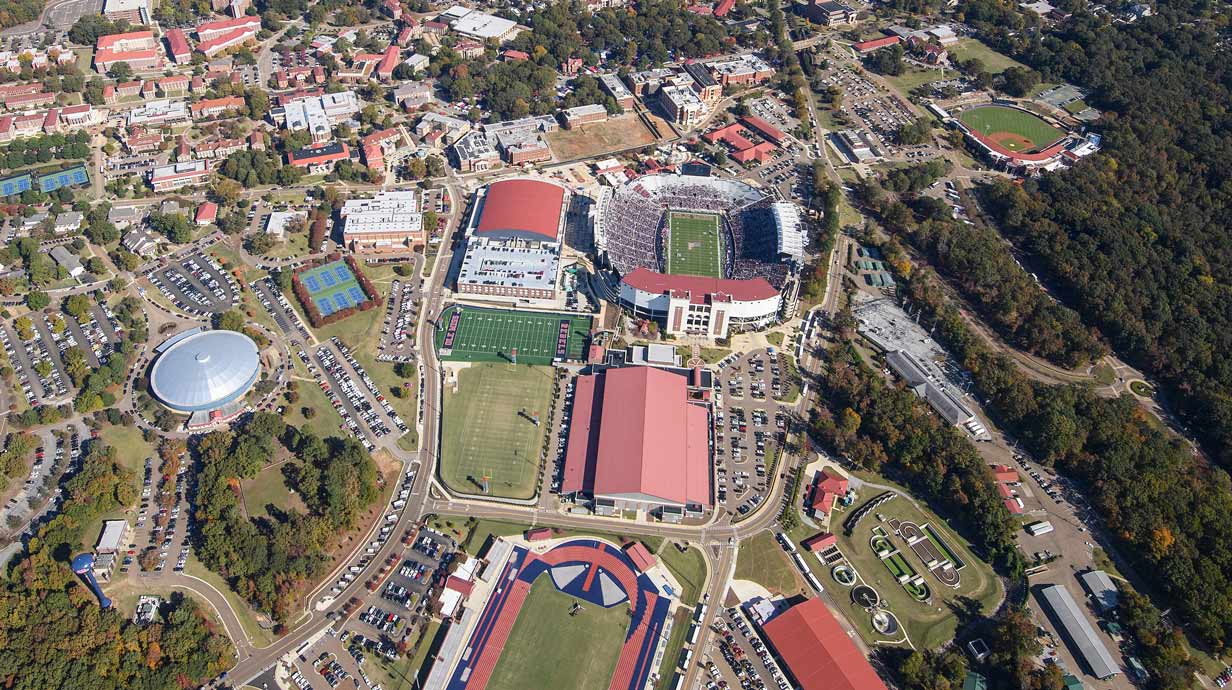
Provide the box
[958,105,1063,150]
[487,578,630,690]
[436,305,590,364]
[666,211,723,278]
[440,363,555,499]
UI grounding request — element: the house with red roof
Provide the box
[195,202,218,225]
[714,0,736,16]
[805,468,849,519]
[740,115,785,144]
[802,532,838,552]
[619,266,780,339]
[525,527,552,541]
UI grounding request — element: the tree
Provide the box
[215,309,245,332]
[107,61,133,81]
[25,291,48,311]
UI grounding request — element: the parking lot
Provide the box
[145,252,239,317]
[307,338,407,452]
[255,277,312,342]
[701,606,792,690]
[712,350,795,518]
[377,279,417,363]
[131,447,193,576]
[1,424,84,534]
[823,66,918,155]
[1,295,123,405]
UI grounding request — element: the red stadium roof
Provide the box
[475,178,566,242]
[622,267,778,304]
[762,598,890,690]
[561,366,710,507]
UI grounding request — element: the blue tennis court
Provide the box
[296,260,370,317]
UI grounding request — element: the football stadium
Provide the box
[426,538,674,690]
[594,174,804,337]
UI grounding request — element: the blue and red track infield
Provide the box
[445,539,671,690]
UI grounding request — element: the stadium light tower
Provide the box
[71,553,113,608]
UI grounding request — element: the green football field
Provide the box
[439,363,555,499]
[435,305,590,364]
[487,578,630,690]
[958,105,1064,150]
[666,211,723,278]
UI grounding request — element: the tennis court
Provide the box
[436,305,590,364]
[440,363,555,499]
[298,260,366,316]
[665,211,723,278]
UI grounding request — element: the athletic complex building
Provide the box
[425,537,675,690]
[561,365,711,519]
[759,597,891,690]
[455,177,571,302]
[149,328,260,427]
[595,174,803,338]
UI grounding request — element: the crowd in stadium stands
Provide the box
[601,176,790,287]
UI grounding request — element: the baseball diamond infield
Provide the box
[958,105,1064,152]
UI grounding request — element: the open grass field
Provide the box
[487,577,629,690]
[665,211,723,279]
[947,38,1027,74]
[658,543,707,606]
[436,305,590,364]
[959,105,1064,151]
[835,490,1002,648]
[242,464,306,520]
[440,364,554,499]
[546,114,657,161]
[735,531,802,596]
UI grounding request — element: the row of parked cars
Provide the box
[2,315,68,400]
[257,277,311,341]
[332,337,408,434]
[377,280,417,362]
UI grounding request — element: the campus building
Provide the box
[277,91,361,143]
[706,54,775,86]
[103,0,150,23]
[455,177,569,301]
[94,31,164,73]
[149,160,210,191]
[561,365,711,517]
[561,104,608,129]
[340,191,424,253]
[760,598,891,690]
[801,0,858,24]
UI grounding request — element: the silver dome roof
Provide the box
[150,330,261,412]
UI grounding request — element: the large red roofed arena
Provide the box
[761,598,891,690]
[474,177,568,242]
[562,366,711,513]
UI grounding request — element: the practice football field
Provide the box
[436,305,590,364]
[958,105,1064,151]
[440,363,554,499]
[486,578,630,690]
[666,211,723,278]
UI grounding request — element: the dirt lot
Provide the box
[548,114,657,161]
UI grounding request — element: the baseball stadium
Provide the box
[593,174,805,337]
[428,538,674,690]
[950,103,1100,172]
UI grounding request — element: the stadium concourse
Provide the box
[429,538,673,690]
[595,173,803,338]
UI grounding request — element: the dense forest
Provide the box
[193,412,381,622]
[0,0,46,30]
[860,178,1107,368]
[0,443,232,689]
[966,8,1232,468]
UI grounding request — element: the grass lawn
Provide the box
[1129,380,1154,396]
[99,423,154,491]
[448,518,663,558]
[1063,99,1089,114]
[440,364,554,499]
[284,356,347,439]
[947,38,1027,74]
[834,490,1003,648]
[884,67,946,95]
[266,231,310,259]
[1092,363,1116,386]
[242,463,307,520]
[487,578,629,690]
[735,531,802,596]
[666,211,723,279]
[659,543,706,606]
[958,105,1064,150]
[765,332,785,347]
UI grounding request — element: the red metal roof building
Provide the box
[165,28,192,64]
[473,178,567,243]
[801,532,838,552]
[853,36,901,53]
[623,542,658,572]
[740,115,786,144]
[196,202,218,225]
[761,598,891,690]
[561,366,711,513]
